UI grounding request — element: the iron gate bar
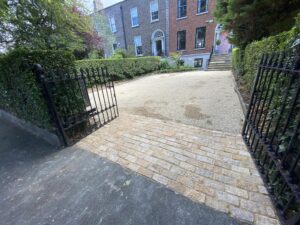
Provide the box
[36,65,118,146]
[242,48,300,225]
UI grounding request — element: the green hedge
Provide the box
[0,49,75,130]
[236,28,298,91]
[232,47,244,76]
[75,57,161,80]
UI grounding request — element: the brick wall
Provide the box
[103,3,127,56]
[122,0,168,56]
[169,0,216,56]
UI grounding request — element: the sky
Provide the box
[81,0,123,10]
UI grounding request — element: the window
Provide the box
[194,58,203,68]
[150,0,159,22]
[195,27,206,48]
[177,0,187,18]
[134,36,143,56]
[131,7,139,27]
[197,0,208,14]
[112,43,118,52]
[177,30,186,50]
[109,17,116,33]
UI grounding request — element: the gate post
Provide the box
[33,64,68,146]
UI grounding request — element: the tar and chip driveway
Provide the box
[116,71,244,134]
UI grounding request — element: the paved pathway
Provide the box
[78,114,279,225]
[0,119,245,225]
[116,71,244,134]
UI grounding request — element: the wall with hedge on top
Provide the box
[75,57,161,80]
[0,49,75,130]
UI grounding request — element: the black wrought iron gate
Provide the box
[242,48,300,225]
[35,65,119,146]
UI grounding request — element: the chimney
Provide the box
[93,0,103,12]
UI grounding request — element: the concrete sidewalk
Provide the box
[0,118,245,225]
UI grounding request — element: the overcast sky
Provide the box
[81,0,123,10]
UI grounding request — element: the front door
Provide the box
[156,40,163,56]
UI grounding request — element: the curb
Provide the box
[0,109,61,147]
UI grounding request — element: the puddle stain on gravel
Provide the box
[126,107,171,121]
[184,105,210,120]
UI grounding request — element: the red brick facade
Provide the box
[169,0,216,56]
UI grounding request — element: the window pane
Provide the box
[109,17,116,32]
[195,27,206,48]
[177,0,187,18]
[134,36,143,55]
[131,8,139,26]
[177,30,186,50]
[150,1,159,21]
[197,0,208,13]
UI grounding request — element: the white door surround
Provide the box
[152,29,165,56]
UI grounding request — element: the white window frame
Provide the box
[197,0,208,14]
[109,16,117,33]
[150,0,159,22]
[130,7,139,27]
[134,36,143,56]
[177,0,187,18]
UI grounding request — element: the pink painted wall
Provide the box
[217,32,231,54]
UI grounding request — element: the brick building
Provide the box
[169,0,216,68]
[97,0,231,69]
[122,0,169,57]
[102,2,127,57]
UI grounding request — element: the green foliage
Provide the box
[76,57,161,80]
[159,59,171,70]
[0,0,91,51]
[232,48,244,76]
[216,39,221,46]
[214,0,300,48]
[243,28,298,91]
[0,49,75,130]
[170,52,184,68]
[111,48,135,59]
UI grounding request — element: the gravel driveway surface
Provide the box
[116,71,244,134]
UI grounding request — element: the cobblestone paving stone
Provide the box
[76,114,280,225]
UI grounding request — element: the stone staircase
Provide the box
[207,54,232,71]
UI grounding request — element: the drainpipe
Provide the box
[120,5,128,50]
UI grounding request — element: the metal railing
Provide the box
[35,65,119,146]
[242,48,300,225]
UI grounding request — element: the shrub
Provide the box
[242,28,298,91]
[0,49,76,130]
[232,48,244,76]
[111,48,135,59]
[170,52,183,68]
[75,57,161,80]
[159,59,171,70]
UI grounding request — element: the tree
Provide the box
[214,0,300,48]
[0,0,92,51]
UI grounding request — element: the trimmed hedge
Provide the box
[75,57,161,80]
[232,47,244,76]
[234,28,298,91]
[0,49,75,130]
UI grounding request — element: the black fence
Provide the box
[242,48,300,224]
[35,65,118,146]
